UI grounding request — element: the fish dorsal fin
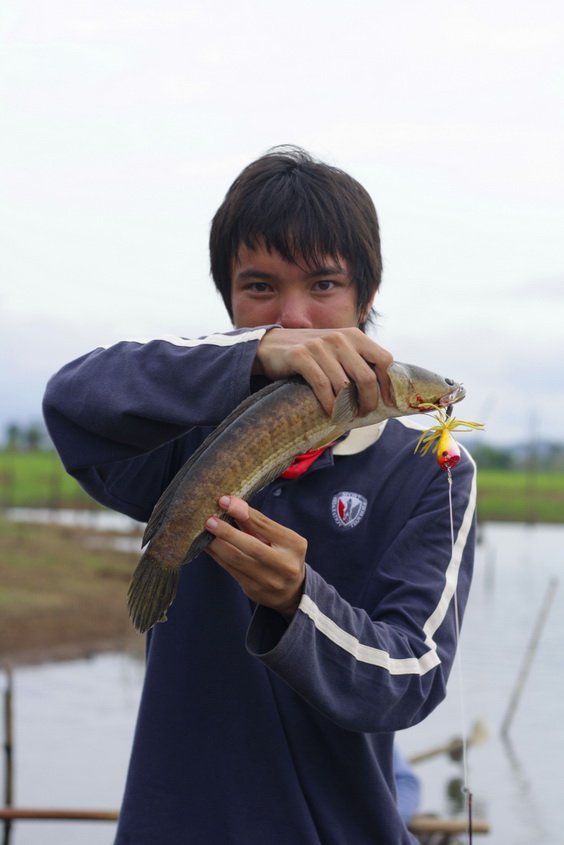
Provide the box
[331,382,359,427]
[143,379,298,546]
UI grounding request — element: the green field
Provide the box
[476,468,564,523]
[0,450,94,508]
[1,450,564,523]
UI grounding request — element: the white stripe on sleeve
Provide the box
[102,329,267,350]
[299,454,477,678]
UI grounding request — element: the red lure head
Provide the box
[436,428,461,471]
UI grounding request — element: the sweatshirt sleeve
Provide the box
[42,328,271,520]
[246,450,476,733]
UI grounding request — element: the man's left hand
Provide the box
[205,496,306,621]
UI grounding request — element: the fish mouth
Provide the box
[437,384,466,407]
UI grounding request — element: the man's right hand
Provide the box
[252,327,394,418]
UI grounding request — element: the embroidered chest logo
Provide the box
[331,492,368,529]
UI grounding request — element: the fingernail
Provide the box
[206,518,219,530]
[219,496,231,508]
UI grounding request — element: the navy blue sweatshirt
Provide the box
[43,328,476,844]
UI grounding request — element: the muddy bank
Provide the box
[0,518,145,667]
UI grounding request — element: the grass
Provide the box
[476,469,564,523]
[0,450,94,508]
[1,450,564,523]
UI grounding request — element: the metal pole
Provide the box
[501,576,559,738]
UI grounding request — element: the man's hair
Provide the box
[209,146,382,330]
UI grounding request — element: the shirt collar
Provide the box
[332,421,388,456]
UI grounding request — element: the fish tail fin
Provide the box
[127,553,180,634]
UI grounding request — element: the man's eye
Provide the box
[314,280,336,291]
[248,282,271,292]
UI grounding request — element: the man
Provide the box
[43,146,476,844]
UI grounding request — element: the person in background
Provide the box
[394,747,422,824]
[43,146,476,845]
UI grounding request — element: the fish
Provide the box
[127,361,466,633]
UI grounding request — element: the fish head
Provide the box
[388,362,466,415]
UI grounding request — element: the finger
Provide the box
[206,533,264,578]
[217,496,272,545]
[283,349,344,417]
[205,534,304,620]
[341,360,380,417]
[308,334,380,417]
[339,337,395,412]
[218,495,249,523]
[205,518,290,589]
[205,506,307,617]
[205,538,268,598]
[214,498,297,548]
[300,330,394,417]
[367,349,394,407]
[205,514,274,558]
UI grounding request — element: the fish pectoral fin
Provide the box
[182,530,214,565]
[310,432,341,449]
[182,517,234,564]
[331,382,359,426]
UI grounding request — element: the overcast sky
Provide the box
[1,0,563,446]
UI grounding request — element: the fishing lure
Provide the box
[414,405,485,470]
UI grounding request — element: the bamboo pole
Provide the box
[0,809,490,835]
[409,815,489,834]
[0,809,118,821]
[408,719,488,764]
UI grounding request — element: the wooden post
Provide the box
[3,670,14,845]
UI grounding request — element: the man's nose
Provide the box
[276,295,313,329]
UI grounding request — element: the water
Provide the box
[4,507,141,533]
[398,522,563,844]
[1,653,143,845]
[1,522,563,844]
[4,506,144,552]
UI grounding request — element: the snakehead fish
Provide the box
[128,362,465,633]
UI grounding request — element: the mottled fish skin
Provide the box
[127,362,465,633]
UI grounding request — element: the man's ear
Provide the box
[360,292,377,324]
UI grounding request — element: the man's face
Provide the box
[231,243,373,330]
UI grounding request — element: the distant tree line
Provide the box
[3,422,52,452]
[470,441,564,471]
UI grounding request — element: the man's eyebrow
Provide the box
[235,264,347,280]
[304,264,347,278]
[234,269,276,280]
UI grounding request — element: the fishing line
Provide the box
[413,401,485,841]
[447,467,473,845]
